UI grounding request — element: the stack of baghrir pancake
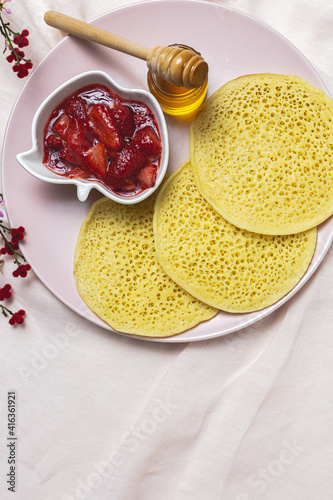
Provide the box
[74,74,333,337]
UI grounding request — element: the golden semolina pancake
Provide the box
[190,74,333,235]
[73,192,217,337]
[154,161,317,313]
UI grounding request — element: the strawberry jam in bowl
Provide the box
[16,71,169,204]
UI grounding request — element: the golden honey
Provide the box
[147,71,208,116]
[147,70,208,116]
[147,44,208,117]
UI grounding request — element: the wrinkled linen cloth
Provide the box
[1,0,333,499]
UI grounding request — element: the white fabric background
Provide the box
[1,0,333,499]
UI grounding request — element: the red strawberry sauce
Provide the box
[42,83,162,196]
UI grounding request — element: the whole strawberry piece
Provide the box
[111,104,135,138]
[88,104,122,151]
[107,144,146,189]
[83,143,108,178]
[133,127,161,160]
[138,164,157,189]
[131,102,155,129]
[53,113,71,139]
[45,134,63,150]
[61,117,91,167]
[65,96,87,122]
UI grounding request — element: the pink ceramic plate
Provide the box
[2,0,333,342]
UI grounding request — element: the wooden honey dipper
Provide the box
[44,11,208,89]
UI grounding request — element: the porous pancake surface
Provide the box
[73,193,217,337]
[154,161,317,312]
[190,74,333,235]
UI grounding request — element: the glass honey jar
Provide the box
[147,44,208,117]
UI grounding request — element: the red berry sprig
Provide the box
[0,195,29,326]
[0,1,33,78]
[0,285,26,326]
[0,283,11,300]
[12,263,31,278]
[0,225,28,266]
[9,309,25,325]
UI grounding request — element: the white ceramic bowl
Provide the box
[16,70,169,204]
